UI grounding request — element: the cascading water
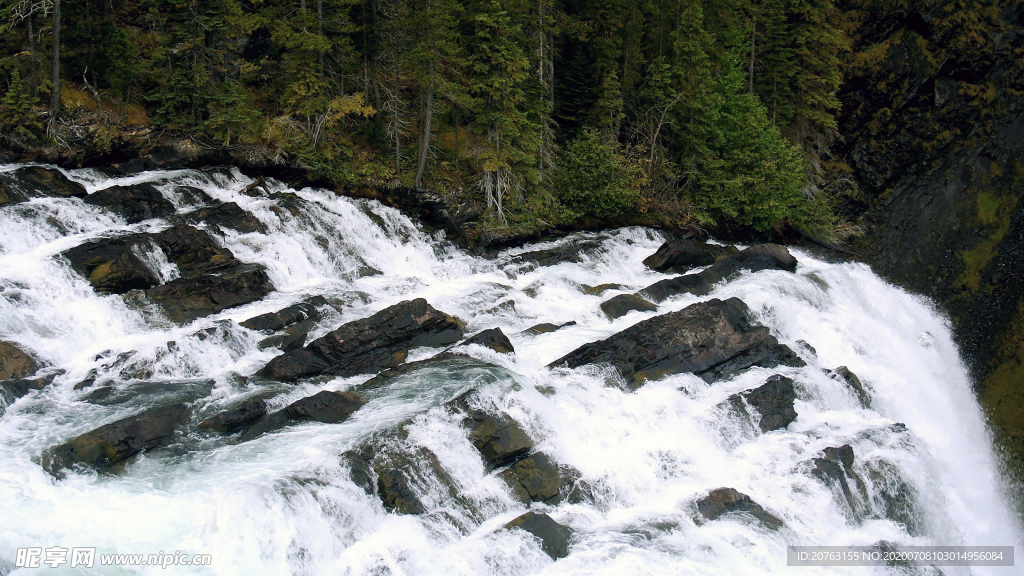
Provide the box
[0,164,1019,575]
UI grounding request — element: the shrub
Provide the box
[554,130,644,220]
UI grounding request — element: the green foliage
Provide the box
[554,130,643,220]
[0,69,41,146]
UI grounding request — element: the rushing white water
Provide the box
[0,165,1019,575]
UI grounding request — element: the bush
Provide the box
[554,130,644,220]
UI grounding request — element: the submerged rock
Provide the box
[828,366,871,408]
[811,444,865,513]
[693,488,783,530]
[581,283,623,296]
[83,184,176,223]
[454,327,515,354]
[42,403,190,476]
[145,264,275,323]
[176,201,266,234]
[550,297,802,388]
[600,294,657,319]
[504,511,573,560]
[639,244,798,303]
[0,341,42,381]
[642,239,738,274]
[241,296,329,332]
[238,390,367,441]
[198,397,268,435]
[448,390,533,469]
[735,375,798,432]
[258,298,463,381]
[0,370,62,408]
[499,452,560,504]
[512,240,602,267]
[0,166,87,207]
[521,321,576,335]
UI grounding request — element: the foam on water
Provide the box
[0,165,1019,575]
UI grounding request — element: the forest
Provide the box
[0,0,984,240]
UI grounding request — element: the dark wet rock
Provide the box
[500,452,560,504]
[83,184,176,223]
[795,340,818,358]
[238,390,367,441]
[865,459,922,535]
[80,379,214,407]
[0,370,62,407]
[600,294,657,319]
[512,240,602,267]
[152,224,239,277]
[504,511,573,560]
[454,328,515,354]
[698,337,805,383]
[241,175,272,197]
[811,444,865,513]
[693,488,783,530]
[199,398,268,434]
[0,341,42,380]
[0,166,87,206]
[258,332,308,352]
[550,297,802,388]
[639,244,799,303]
[258,298,463,381]
[42,403,190,476]
[340,446,377,496]
[581,283,623,296]
[521,321,576,335]
[177,201,266,234]
[61,236,161,294]
[737,375,798,432]
[145,264,275,324]
[642,240,738,274]
[241,296,328,332]
[448,390,533,469]
[828,366,871,408]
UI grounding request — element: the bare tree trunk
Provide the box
[414,60,434,190]
[48,0,60,135]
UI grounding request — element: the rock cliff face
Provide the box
[837,1,1024,474]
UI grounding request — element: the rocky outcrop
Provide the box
[448,389,533,469]
[499,452,561,504]
[810,444,865,513]
[241,296,329,332]
[176,201,266,234]
[504,512,573,560]
[693,488,783,530]
[549,298,803,388]
[455,327,515,354]
[642,240,738,274]
[0,341,42,380]
[83,184,176,223]
[600,294,657,319]
[827,366,871,408]
[198,397,268,434]
[512,240,603,267]
[0,370,62,408]
[258,298,464,381]
[42,403,190,476]
[0,166,87,206]
[733,375,798,432]
[151,224,239,277]
[146,264,275,323]
[639,244,798,303]
[237,390,367,441]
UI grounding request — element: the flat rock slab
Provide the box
[176,201,266,234]
[42,403,190,476]
[600,294,657,319]
[694,487,783,530]
[642,240,738,274]
[512,240,603,267]
[146,264,275,323]
[640,244,798,303]
[258,298,464,381]
[0,166,86,207]
[500,452,560,504]
[448,389,533,469]
[550,297,801,388]
[199,397,268,434]
[84,183,176,223]
[504,511,573,560]
[521,321,576,335]
[0,341,42,380]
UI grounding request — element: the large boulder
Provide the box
[0,166,87,207]
[145,264,275,324]
[176,201,266,234]
[504,512,573,560]
[151,224,239,277]
[810,444,865,513]
[693,488,783,530]
[0,341,42,380]
[258,299,464,381]
[200,397,269,435]
[549,298,803,388]
[237,390,367,441]
[642,240,738,274]
[499,452,560,504]
[600,294,657,319]
[240,296,329,332]
[42,403,189,476]
[454,327,515,354]
[61,236,162,294]
[734,375,798,432]
[448,389,533,469]
[639,244,798,303]
[83,184,176,223]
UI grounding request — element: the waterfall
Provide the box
[0,165,1018,575]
